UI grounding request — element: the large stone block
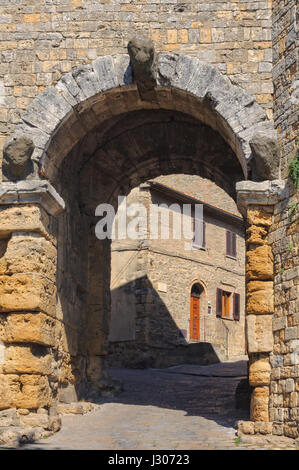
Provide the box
[247,207,273,227]
[250,387,269,421]
[56,402,94,415]
[246,315,274,353]
[0,273,56,316]
[247,281,274,314]
[0,206,54,242]
[92,55,118,91]
[249,132,280,180]
[0,374,19,410]
[246,225,267,245]
[249,356,271,386]
[0,313,55,346]
[254,421,273,435]
[0,408,20,426]
[56,72,85,105]
[19,412,50,428]
[2,344,53,375]
[238,420,255,435]
[0,233,57,282]
[272,317,287,331]
[23,97,61,134]
[283,423,299,439]
[0,374,52,411]
[246,245,274,280]
[36,86,73,123]
[14,374,53,409]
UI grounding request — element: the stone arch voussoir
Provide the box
[3,53,278,183]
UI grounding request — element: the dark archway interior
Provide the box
[79,109,243,204]
[52,107,245,399]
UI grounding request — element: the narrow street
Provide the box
[19,360,296,451]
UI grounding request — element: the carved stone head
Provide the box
[2,135,35,181]
[127,35,157,82]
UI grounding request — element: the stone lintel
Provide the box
[236,180,288,217]
[0,181,65,217]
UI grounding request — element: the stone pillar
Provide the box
[85,217,122,398]
[0,181,64,437]
[236,180,288,436]
[85,231,111,397]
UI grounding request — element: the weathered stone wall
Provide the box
[109,175,246,367]
[236,179,298,440]
[269,186,299,438]
[0,0,297,443]
[237,0,299,440]
[0,203,61,434]
[270,0,299,440]
[0,0,274,172]
[272,0,298,177]
[245,205,275,430]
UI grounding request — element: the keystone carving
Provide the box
[2,135,35,181]
[127,36,157,101]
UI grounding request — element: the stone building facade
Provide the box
[0,0,297,443]
[109,174,246,367]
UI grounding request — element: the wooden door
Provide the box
[190,295,200,340]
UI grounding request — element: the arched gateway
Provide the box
[0,44,287,437]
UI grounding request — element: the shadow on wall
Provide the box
[108,274,220,369]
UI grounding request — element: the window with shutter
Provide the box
[233,293,240,321]
[232,232,237,257]
[193,218,206,249]
[216,289,232,318]
[222,291,230,318]
[226,230,231,256]
[202,221,206,248]
[226,230,237,258]
[216,288,222,317]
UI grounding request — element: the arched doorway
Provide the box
[0,50,279,430]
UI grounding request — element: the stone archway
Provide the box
[1,52,280,183]
[0,48,285,436]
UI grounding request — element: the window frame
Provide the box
[226,230,237,258]
[216,289,240,321]
[192,218,206,250]
[222,291,230,318]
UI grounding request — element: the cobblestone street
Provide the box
[18,361,297,451]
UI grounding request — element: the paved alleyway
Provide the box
[19,360,297,450]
